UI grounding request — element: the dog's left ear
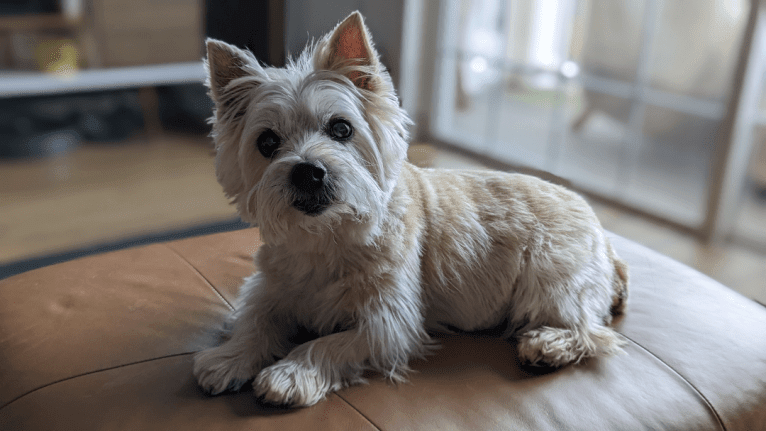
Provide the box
[316,11,382,92]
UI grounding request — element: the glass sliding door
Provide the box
[430,0,750,230]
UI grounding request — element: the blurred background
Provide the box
[0,0,763,303]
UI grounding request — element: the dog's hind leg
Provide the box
[511,235,628,368]
[516,324,625,368]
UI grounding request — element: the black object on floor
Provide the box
[0,90,145,159]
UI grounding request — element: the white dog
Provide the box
[193,11,629,407]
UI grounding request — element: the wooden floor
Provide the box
[2,133,764,303]
[0,133,236,262]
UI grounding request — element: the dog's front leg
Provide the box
[194,273,293,395]
[254,287,430,407]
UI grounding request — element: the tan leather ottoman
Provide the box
[1,228,765,430]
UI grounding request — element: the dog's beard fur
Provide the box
[194,11,629,408]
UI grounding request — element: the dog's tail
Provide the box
[607,239,629,316]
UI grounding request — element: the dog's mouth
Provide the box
[292,197,332,216]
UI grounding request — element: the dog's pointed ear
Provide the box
[316,11,381,92]
[205,38,260,103]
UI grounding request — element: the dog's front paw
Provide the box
[254,360,329,407]
[193,345,257,395]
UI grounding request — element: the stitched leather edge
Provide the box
[163,243,235,311]
[0,336,728,431]
[0,351,197,411]
[621,333,726,431]
[0,351,383,431]
[334,392,383,431]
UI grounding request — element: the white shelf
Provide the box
[0,62,206,98]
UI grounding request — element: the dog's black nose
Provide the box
[291,162,326,194]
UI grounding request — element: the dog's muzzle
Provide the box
[290,162,334,215]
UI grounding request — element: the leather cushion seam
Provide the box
[0,334,728,431]
[0,351,196,411]
[163,243,235,311]
[621,333,726,431]
[1,352,384,431]
[334,392,383,431]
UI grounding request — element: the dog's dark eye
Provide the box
[257,129,281,158]
[328,119,353,141]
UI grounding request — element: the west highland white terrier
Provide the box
[193,11,629,407]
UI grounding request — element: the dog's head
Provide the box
[205,12,412,246]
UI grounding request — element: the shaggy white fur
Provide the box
[193,11,629,407]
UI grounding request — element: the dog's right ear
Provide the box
[205,39,263,210]
[205,39,261,108]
